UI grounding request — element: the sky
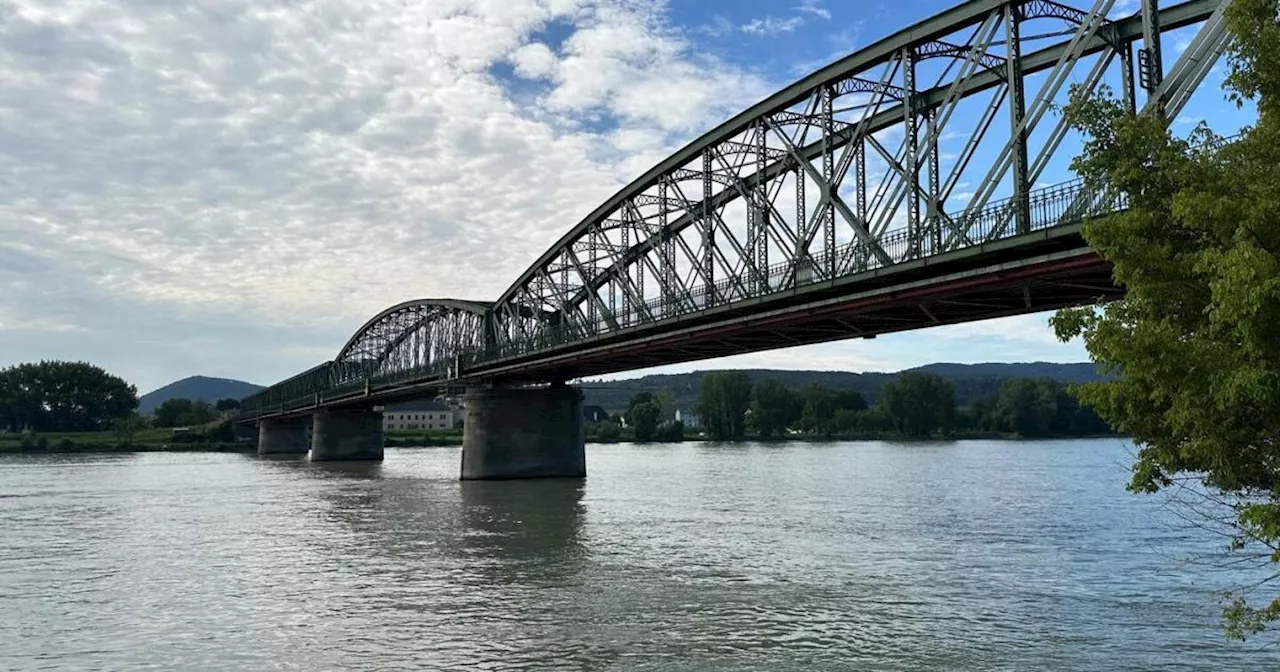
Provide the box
[0,0,1252,393]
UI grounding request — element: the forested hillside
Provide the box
[580,362,1101,413]
[139,376,264,414]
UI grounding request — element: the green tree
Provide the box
[655,389,677,420]
[1049,0,1280,637]
[833,389,868,414]
[832,408,861,434]
[879,372,955,437]
[627,392,655,417]
[215,398,241,412]
[154,398,193,427]
[628,396,662,442]
[593,421,622,442]
[855,407,893,433]
[655,420,685,442]
[793,384,867,435]
[751,378,801,438]
[964,379,1110,436]
[797,383,838,435]
[0,361,137,432]
[113,414,149,446]
[695,371,752,440]
[991,378,1060,437]
[153,398,219,428]
[1049,386,1110,436]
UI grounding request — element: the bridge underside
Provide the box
[479,227,1115,384]
[497,253,1111,381]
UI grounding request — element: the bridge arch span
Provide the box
[489,0,1227,353]
[330,299,492,387]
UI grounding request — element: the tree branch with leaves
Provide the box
[1052,0,1280,638]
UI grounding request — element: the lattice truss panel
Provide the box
[329,300,491,387]
[248,363,332,412]
[488,0,1230,357]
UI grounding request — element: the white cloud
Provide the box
[789,22,864,76]
[603,341,902,379]
[535,4,769,132]
[934,313,1068,350]
[700,15,736,38]
[0,313,87,335]
[0,0,772,388]
[510,41,558,79]
[1110,0,1140,16]
[1174,33,1195,57]
[740,16,805,36]
[794,0,833,20]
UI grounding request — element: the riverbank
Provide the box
[0,422,249,454]
[588,430,1118,443]
[387,428,1115,448]
[0,441,252,454]
[1,427,1118,454]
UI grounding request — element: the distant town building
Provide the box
[583,405,609,423]
[380,400,454,431]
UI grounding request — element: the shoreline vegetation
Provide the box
[0,422,249,454]
[1,427,1121,455]
[2,360,1115,455]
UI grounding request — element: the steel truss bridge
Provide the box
[240,0,1233,420]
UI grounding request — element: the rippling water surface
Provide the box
[2,440,1275,670]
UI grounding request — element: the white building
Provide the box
[380,400,455,431]
[676,409,699,427]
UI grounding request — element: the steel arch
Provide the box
[488,0,1227,356]
[330,299,492,387]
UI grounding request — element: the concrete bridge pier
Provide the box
[311,408,384,461]
[461,385,586,480]
[234,422,259,444]
[257,417,311,456]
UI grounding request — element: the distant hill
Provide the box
[579,362,1103,414]
[908,362,1101,384]
[138,363,1102,417]
[139,376,264,414]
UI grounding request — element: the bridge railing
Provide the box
[557,176,1126,338]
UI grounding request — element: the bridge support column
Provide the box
[257,417,310,456]
[461,386,585,480]
[311,408,383,461]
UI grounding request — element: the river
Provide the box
[1,439,1275,670]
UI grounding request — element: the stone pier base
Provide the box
[257,417,310,456]
[311,408,383,461]
[460,386,585,480]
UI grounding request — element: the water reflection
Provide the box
[309,460,385,481]
[458,479,588,586]
[246,453,385,480]
[253,453,309,463]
